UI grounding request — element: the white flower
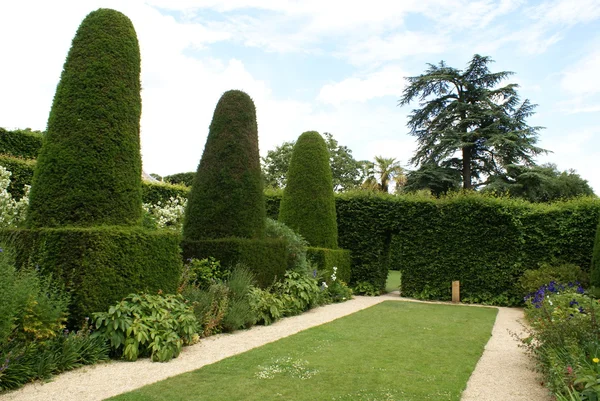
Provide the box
[321,281,328,289]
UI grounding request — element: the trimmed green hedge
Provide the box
[278,131,338,249]
[590,215,600,287]
[142,181,189,205]
[183,90,265,240]
[164,172,195,187]
[181,238,287,288]
[0,128,43,159]
[27,8,143,228]
[0,155,35,199]
[307,247,351,284]
[2,227,182,325]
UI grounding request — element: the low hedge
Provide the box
[307,247,351,283]
[181,237,287,288]
[1,226,182,325]
[142,181,189,205]
[0,155,35,199]
[0,128,43,159]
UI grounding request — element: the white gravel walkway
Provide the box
[0,294,551,401]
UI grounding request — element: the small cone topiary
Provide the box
[27,8,142,228]
[279,131,338,249]
[183,90,265,240]
[592,219,600,287]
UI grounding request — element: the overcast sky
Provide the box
[1,0,599,192]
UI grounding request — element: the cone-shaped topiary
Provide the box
[279,131,338,249]
[183,90,265,240]
[592,219,600,287]
[26,8,142,228]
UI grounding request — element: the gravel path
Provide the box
[0,294,551,401]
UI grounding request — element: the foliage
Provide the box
[183,90,265,240]
[519,262,587,297]
[0,319,109,391]
[248,287,286,326]
[398,54,546,190]
[360,156,406,193]
[142,195,187,231]
[3,226,183,325]
[221,265,257,332]
[592,217,600,288]
[164,172,196,187]
[108,302,497,401]
[0,155,35,200]
[319,267,353,303]
[523,282,600,399]
[179,257,228,291]
[0,127,43,159]
[273,271,321,315]
[27,8,143,228]
[262,132,362,191]
[484,163,595,202]
[0,166,30,228]
[306,246,351,283]
[352,281,381,296]
[142,181,189,206]
[265,217,309,271]
[93,293,198,362]
[403,162,461,196]
[182,282,229,337]
[279,131,339,249]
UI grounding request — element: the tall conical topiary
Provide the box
[279,131,338,249]
[183,90,265,240]
[27,8,142,228]
[591,219,600,287]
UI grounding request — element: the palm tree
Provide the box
[374,156,405,193]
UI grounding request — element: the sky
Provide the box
[1,0,599,192]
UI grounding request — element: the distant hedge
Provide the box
[27,8,143,228]
[2,227,182,325]
[0,155,35,199]
[307,247,351,284]
[279,131,338,249]
[266,191,600,305]
[0,128,43,159]
[142,181,189,205]
[181,237,287,288]
[164,172,195,187]
[183,90,265,240]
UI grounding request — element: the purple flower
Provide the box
[570,299,579,307]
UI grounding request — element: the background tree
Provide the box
[403,163,462,197]
[358,157,406,193]
[484,163,595,202]
[262,132,361,191]
[398,54,546,190]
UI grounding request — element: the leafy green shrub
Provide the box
[265,217,309,271]
[93,293,198,362]
[179,257,228,291]
[181,237,287,288]
[278,131,338,249]
[182,282,229,337]
[353,281,381,296]
[273,271,321,315]
[519,262,587,296]
[26,8,143,228]
[248,287,285,326]
[3,227,182,325]
[142,195,187,231]
[221,265,256,332]
[0,166,30,228]
[319,267,353,303]
[307,247,351,283]
[183,90,265,240]
[0,128,43,159]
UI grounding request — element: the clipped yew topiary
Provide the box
[26,8,142,228]
[279,131,338,249]
[592,219,600,287]
[183,90,265,240]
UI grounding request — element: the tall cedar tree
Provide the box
[398,54,546,190]
[27,9,142,227]
[279,131,338,249]
[183,90,265,240]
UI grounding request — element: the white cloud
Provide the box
[317,66,408,106]
[561,51,600,95]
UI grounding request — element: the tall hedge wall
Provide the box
[266,191,600,304]
[592,218,600,287]
[183,90,265,240]
[278,131,338,249]
[2,227,182,325]
[0,128,43,159]
[27,8,143,228]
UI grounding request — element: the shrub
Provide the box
[142,181,189,206]
[0,166,30,228]
[3,226,182,325]
[221,265,256,332]
[519,262,587,297]
[319,267,353,303]
[273,270,321,315]
[278,131,338,249]
[179,257,228,291]
[181,237,287,288]
[26,8,143,228]
[93,293,198,362]
[142,195,187,231]
[164,172,196,187]
[182,282,229,337]
[248,287,285,326]
[0,128,43,159]
[307,247,351,283]
[183,90,265,240]
[0,155,34,200]
[265,217,309,271]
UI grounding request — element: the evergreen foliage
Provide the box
[0,156,35,200]
[164,172,196,187]
[26,8,143,228]
[592,219,600,287]
[279,131,338,249]
[183,90,265,240]
[0,128,43,159]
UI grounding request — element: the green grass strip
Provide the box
[108,301,497,401]
[386,270,402,293]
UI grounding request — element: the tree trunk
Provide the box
[462,146,472,190]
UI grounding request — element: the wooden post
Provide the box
[452,281,460,303]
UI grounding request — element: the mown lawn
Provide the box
[108,301,497,401]
[386,270,401,293]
